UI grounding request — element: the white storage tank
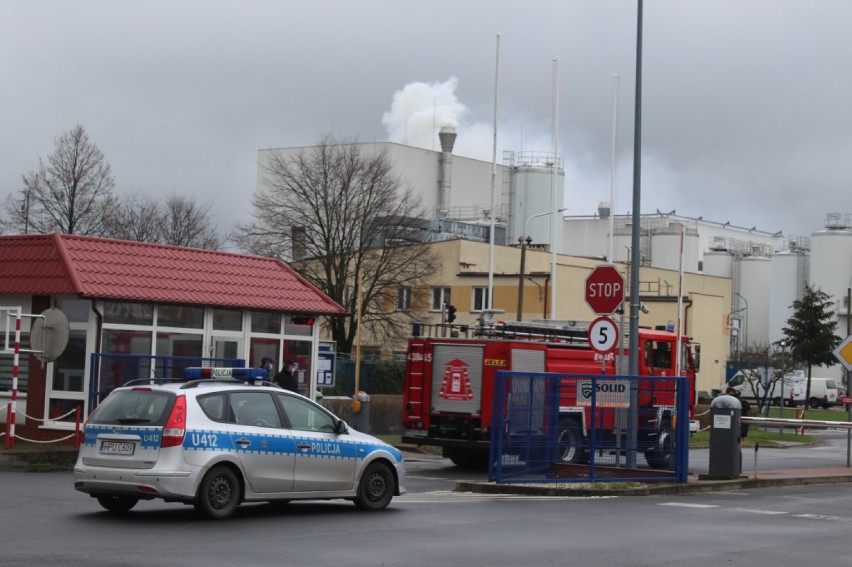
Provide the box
[613,225,650,264]
[809,225,852,314]
[510,152,565,251]
[768,250,809,345]
[649,223,700,272]
[738,255,772,346]
[702,249,734,277]
[809,220,852,381]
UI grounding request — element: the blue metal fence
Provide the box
[88,353,244,413]
[489,372,690,484]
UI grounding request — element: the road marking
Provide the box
[794,514,852,523]
[659,503,852,523]
[731,508,787,515]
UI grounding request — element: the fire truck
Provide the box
[401,320,700,469]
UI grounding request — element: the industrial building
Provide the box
[257,134,851,385]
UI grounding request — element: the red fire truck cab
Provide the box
[401,321,699,469]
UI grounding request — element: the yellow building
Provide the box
[375,239,732,394]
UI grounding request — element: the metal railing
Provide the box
[489,371,690,484]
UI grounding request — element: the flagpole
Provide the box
[488,33,501,312]
[550,56,559,320]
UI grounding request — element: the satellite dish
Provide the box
[30,308,70,363]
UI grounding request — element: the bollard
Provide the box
[707,394,743,479]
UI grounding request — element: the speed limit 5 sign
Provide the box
[588,316,619,354]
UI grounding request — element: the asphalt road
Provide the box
[2,466,851,567]
[3,435,852,566]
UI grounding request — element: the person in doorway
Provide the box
[259,357,275,380]
[274,360,299,392]
[726,386,751,438]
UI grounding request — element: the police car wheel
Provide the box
[96,495,138,513]
[354,462,394,511]
[195,466,240,520]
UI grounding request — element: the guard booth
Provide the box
[707,394,743,479]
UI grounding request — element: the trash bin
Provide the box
[708,394,743,478]
[350,391,371,433]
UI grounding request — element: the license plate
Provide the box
[100,441,135,456]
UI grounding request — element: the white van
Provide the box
[727,371,838,409]
[727,372,802,407]
[805,377,839,409]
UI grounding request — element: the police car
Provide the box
[73,368,406,520]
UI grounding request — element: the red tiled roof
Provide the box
[0,234,345,314]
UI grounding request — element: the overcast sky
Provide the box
[2,1,850,244]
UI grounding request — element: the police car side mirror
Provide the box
[335,420,349,435]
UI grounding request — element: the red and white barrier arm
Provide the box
[743,416,852,430]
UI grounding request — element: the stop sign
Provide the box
[585,265,624,314]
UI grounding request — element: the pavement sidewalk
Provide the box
[457,466,852,497]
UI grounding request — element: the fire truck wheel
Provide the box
[644,429,674,469]
[558,419,586,464]
[447,449,490,470]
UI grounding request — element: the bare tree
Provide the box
[735,342,800,413]
[3,124,116,235]
[158,194,222,249]
[237,136,437,354]
[103,193,163,242]
[103,193,223,250]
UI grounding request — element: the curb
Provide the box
[0,450,78,472]
[456,474,852,497]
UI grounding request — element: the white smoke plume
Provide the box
[382,78,466,150]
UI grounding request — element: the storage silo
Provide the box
[613,224,650,264]
[768,248,809,344]
[809,216,851,380]
[738,255,772,346]
[702,249,734,277]
[809,222,852,310]
[649,222,700,272]
[509,151,565,252]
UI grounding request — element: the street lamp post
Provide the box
[517,236,532,320]
[516,209,566,321]
[735,292,749,353]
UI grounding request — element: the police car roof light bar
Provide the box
[183,367,269,382]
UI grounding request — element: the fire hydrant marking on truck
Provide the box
[439,358,474,401]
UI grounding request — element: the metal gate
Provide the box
[489,371,690,484]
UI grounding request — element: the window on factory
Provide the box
[396,287,411,311]
[431,287,451,312]
[473,287,490,312]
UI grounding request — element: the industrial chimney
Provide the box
[438,126,457,218]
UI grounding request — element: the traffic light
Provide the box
[446,305,457,323]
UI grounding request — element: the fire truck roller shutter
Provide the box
[506,348,548,435]
[430,344,485,414]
